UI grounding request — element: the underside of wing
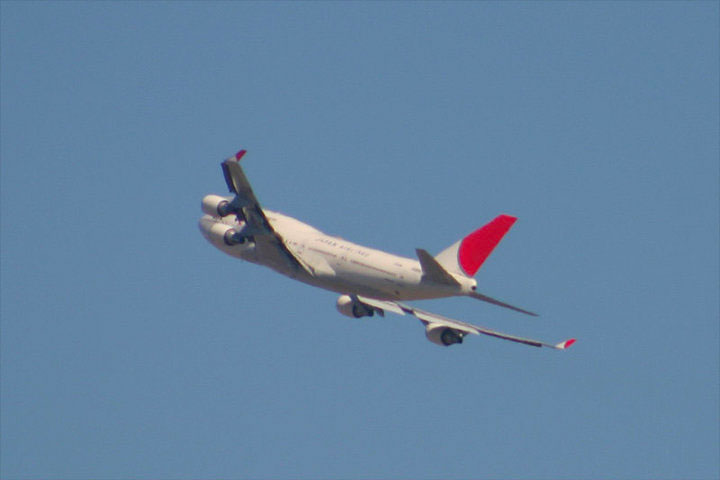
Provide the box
[355,295,574,350]
[220,150,315,277]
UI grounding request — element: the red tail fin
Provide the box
[457,215,517,276]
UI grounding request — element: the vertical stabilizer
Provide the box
[435,215,517,277]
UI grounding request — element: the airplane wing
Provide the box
[221,150,315,276]
[356,295,575,350]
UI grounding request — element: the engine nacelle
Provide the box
[198,216,255,250]
[201,194,234,217]
[425,323,464,346]
[336,295,375,318]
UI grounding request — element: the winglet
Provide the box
[554,338,576,350]
[235,149,247,161]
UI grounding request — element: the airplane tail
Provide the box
[434,215,517,277]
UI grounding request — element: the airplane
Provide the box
[198,149,575,350]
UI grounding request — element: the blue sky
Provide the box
[1,2,718,479]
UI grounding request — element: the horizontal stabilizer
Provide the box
[415,248,460,286]
[470,291,538,316]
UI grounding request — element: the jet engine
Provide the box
[223,229,253,246]
[201,194,235,217]
[425,323,464,346]
[336,295,375,318]
[198,216,255,250]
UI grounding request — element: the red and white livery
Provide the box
[199,149,575,349]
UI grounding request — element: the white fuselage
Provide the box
[198,209,476,301]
